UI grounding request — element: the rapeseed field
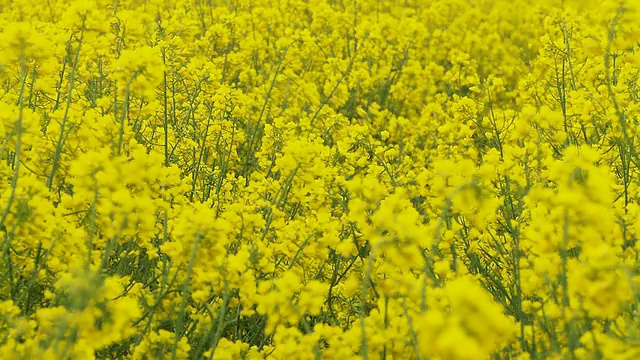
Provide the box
[1,0,640,358]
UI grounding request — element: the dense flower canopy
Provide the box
[1,0,640,359]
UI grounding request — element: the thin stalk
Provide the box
[47,29,85,190]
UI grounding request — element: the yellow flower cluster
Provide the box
[1,0,640,359]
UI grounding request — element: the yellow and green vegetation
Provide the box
[2,0,640,358]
